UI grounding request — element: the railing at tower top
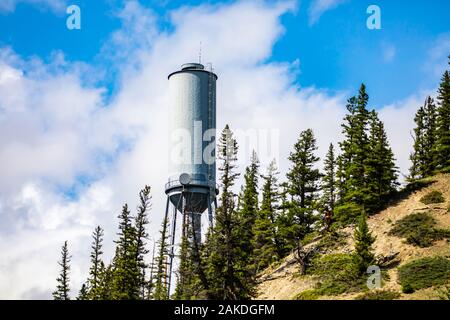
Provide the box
[165,179,219,190]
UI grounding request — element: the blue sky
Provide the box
[0,0,449,299]
[1,0,449,106]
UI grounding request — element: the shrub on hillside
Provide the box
[388,212,450,247]
[355,290,400,300]
[308,254,365,296]
[293,289,320,300]
[420,191,445,205]
[398,256,450,293]
[334,202,361,224]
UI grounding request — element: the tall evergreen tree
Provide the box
[435,62,450,172]
[77,283,89,300]
[353,212,376,274]
[336,154,346,203]
[111,204,139,300]
[409,97,438,180]
[153,217,169,300]
[204,125,255,299]
[285,128,321,247]
[252,160,280,272]
[134,186,151,299]
[365,110,398,211]
[146,241,157,299]
[409,103,427,180]
[274,182,293,258]
[87,226,104,300]
[96,262,113,300]
[337,85,371,221]
[321,143,336,229]
[237,151,259,274]
[423,97,438,175]
[52,241,71,300]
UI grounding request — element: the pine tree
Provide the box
[409,97,438,180]
[134,186,151,299]
[153,216,169,300]
[236,151,259,275]
[87,226,104,300]
[336,154,346,203]
[204,125,254,299]
[111,204,139,300]
[365,110,398,211]
[53,241,71,300]
[409,104,427,180]
[252,160,280,272]
[353,212,376,274]
[275,182,294,258]
[146,241,157,299]
[96,262,113,300]
[285,128,321,247]
[435,62,450,172]
[423,97,438,175]
[321,143,336,230]
[77,283,89,300]
[337,85,371,221]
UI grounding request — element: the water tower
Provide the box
[163,62,218,294]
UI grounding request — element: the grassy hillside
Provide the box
[257,174,450,300]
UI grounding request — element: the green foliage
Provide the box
[353,212,376,274]
[308,253,366,296]
[388,212,450,247]
[204,125,256,300]
[365,111,399,212]
[435,67,450,172]
[252,160,281,272]
[237,151,259,276]
[53,241,71,300]
[87,226,104,300]
[355,290,400,300]
[337,85,398,220]
[420,190,445,204]
[409,97,438,180]
[134,186,151,299]
[77,283,89,300]
[398,256,450,292]
[153,216,169,300]
[438,285,450,300]
[334,202,362,224]
[285,129,321,246]
[321,143,336,229]
[315,230,347,251]
[294,289,320,300]
[111,204,140,300]
[401,283,414,294]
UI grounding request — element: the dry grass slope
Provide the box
[256,174,450,300]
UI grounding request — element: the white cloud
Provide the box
[0,0,67,13]
[424,32,450,78]
[0,0,423,299]
[308,0,348,26]
[382,43,396,63]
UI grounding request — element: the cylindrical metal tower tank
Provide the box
[165,62,218,242]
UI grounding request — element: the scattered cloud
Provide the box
[424,32,450,78]
[382,43,396,63]
[308,0,348,26]
[0,0,68,13]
